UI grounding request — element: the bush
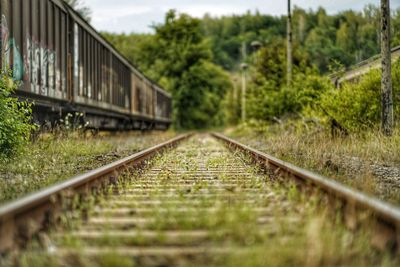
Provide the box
[245,40,315,122]
[0,72,36,157]
[320,70,381,131]
[246,58,400,133]
[247,67,329,122]
[318,60,400,131]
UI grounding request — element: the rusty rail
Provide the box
[212,133,400,251]
[0,133,191,253]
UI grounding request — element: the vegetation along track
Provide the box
[1,134,400,266]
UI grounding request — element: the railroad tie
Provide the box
[50,135,305,266]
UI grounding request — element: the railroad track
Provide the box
[0,134,399,266]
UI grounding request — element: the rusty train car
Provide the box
[0,0,172,130]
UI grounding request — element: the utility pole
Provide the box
[287,0,293,87]
[240,41,248,122]
[233,77,238,107]
[232,76,239,122]
[241,63,248,122]
[241,42,247,61]
[381,0,394,136]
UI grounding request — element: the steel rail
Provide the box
[0,133,191,253]
[212,133,400,250]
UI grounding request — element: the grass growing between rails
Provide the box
[4,135,398,267]
[226,122,400,204]
[0,131,176,204]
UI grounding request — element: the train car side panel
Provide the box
[1,0,172,129]
[71,20,131,116]
[155,87,172,123]
[1,0,68,101]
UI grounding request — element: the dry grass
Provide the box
[226,124,400,204]
[4,135,397,267]
[0,131,176,204]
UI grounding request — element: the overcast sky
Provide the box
[84,0,400,33]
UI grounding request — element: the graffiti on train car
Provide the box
[49,53,56,94]
[29,38,40,93]
[1,14,58,96]
[39,46,48,95]
[1,15,23,81]
[25,38,57,96]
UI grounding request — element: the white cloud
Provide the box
[180,5,247,18]
[83,0,400,33]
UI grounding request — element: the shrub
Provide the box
[246,76,301,121]
[318,60,400,132]
[246,59,400,134]
[0,72,36,158]
[320,70,381,131]
[246,66,331,123]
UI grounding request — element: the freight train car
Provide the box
[0,0,172,130]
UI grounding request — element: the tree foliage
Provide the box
[153,11,231,129]
[223,5,400,131]
[105,11,232,129]
[202,6,400,72]
[104,4,400,131]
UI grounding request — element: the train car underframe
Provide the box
[26,99,168,131]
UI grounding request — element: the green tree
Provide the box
[176,61,231,128]
[103,4,400,130]
[150,11,231,128]
[246,38,310,121]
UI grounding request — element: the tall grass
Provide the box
[227,123,400,204]
[0,131,175,203]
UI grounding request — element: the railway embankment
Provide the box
[0,131,176,204]
[226,125,400,205]
[2,134,398,266]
